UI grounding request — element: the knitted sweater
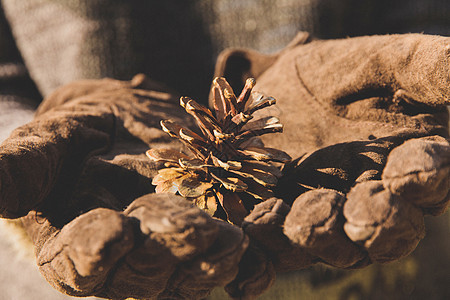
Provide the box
[1,0,449,100]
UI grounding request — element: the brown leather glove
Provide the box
[1,33,449,300]
[215,32,449,298]
[0,75,248,299]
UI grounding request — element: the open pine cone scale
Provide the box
[147,77,291,225]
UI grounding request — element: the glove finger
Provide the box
[21,208,135,297]
[242,198,316,272]
[104,193,248,300]
[284,189,367,268]
[343,180,425,263]
[124,193,220,260]
[382,136,450,215]
[159,220,248,300]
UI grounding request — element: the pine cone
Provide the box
[147,77,291,225]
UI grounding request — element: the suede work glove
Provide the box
[0,75,248,299]
[214,32,450,298]
[0,33,449,300]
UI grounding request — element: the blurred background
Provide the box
[0,0,449,299]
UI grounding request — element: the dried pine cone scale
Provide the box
[147,77,291,225]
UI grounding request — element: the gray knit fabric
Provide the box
[197,0,317,54]
[1,0,449,99]
[0,6,39,142]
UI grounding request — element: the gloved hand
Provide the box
[1,32,449,300]
[215,32,450,298]
[0,74,249,299]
